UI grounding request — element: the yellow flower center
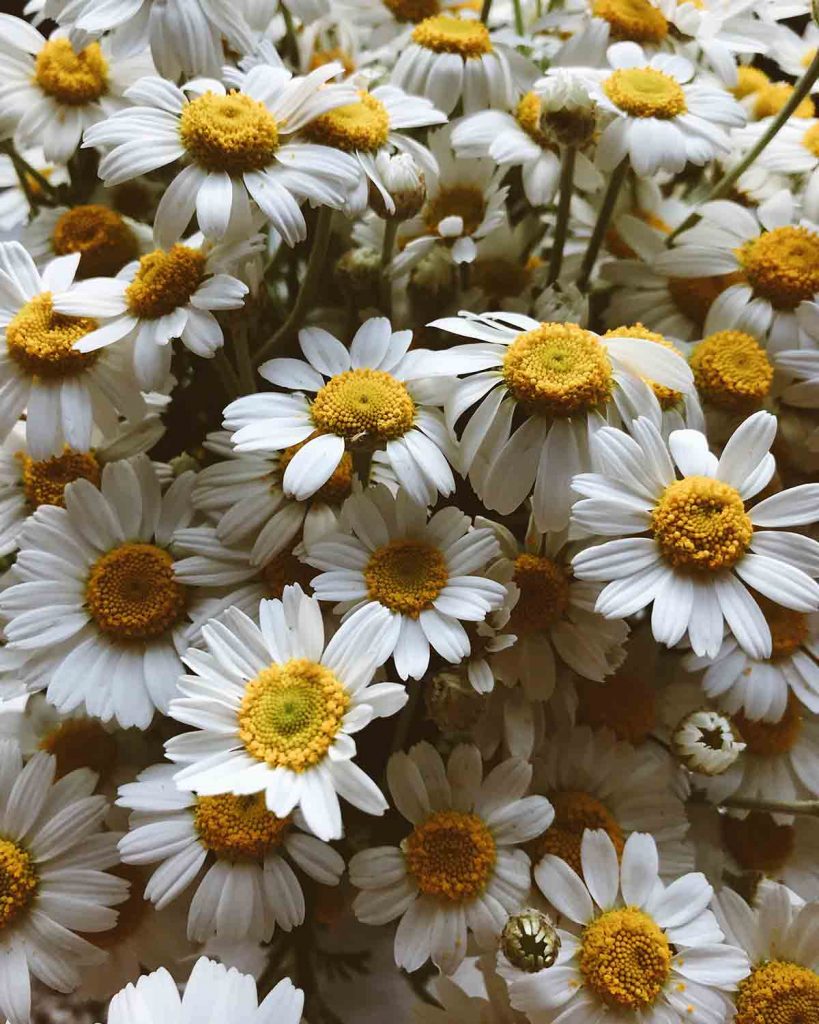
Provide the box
[502,322,613,417]
[604,67,687,118]
[34,38,108,105]
[732,65,770,99]
[237,658,349,772]
[364,539,449,617]
[690,329,773,409]
[514,91,555,149]
[308,47,357,75]
[403,810,496,901]
[537,790,625,876]
[17,447,101,508]
[310,368,415,441]
[732,697,801,756]
[650,476,753,572]
[722,812,794,873]
[125,245,206,320]
[39,717,117,779]
[0,838,38,931]
[194,793,291,860]
[802,123,819,159]
[425,185,487,237]
[305,92,390,153]
[604,324,683,409]
[6,293,98,379]
[576,672,657,745]
[52,205,139,279]
[753,83,815,120]
[580,907,671,1010]
[179,91,280,174]
[737,226,819,310]
[759,598,809,660]
[667,272,745,332]
[735,961,819,1024]
[278,436,353,502]
[412,14,493,57]
[86,543,188,640]
[593,0,668,42]
[384,0,440,21]
[509,553,570,633]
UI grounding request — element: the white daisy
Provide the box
[0,739,129,1024]
[303,486,507,681]
[571,411,819,659]
[350,741,554,974]
[505,829,749,1024]
[460,220,549,313]
[340,0,467,51]
[117,761,345,942]
[425,310,694,532]
[0,146,68,232]
[0,456,199,729]
[223,317,458,508]
[164,586,408,842]
[769,21,819,82]
[83,65,360,248]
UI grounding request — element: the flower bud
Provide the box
[334,247,381,304]
[425,671,485,733]
[369,152,426,221]
[536,70,597,147]
[672,709,745,776]
[501,910,561,972]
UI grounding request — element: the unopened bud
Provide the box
[334,247,381,304]
[369,152,426,221]
[536,70,597,147]
[672,708,745,776]
[501,910,560,972]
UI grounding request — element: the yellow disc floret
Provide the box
[503,322,613,417]
[39,717,117,779]
[6,293,98,378]
[732,697,801,756]
[125,245,206,320]
[604,324,683,409]
[580,907,671,1010]
[238,658,349,772]
[194,793,291,861]
[667,272,746,332]
[384,0,440,21]
[86,543,187,640]
[403,810,496,901]
[732,65,770,100]
[0,838,38,930]
[576,672,657,745]
[803,123,819,158]
[690,329,773,409]
[17,448,101,508]
[52,205,139,279]
[650,476,753,572]
[279,436,354,502]
[604,67,687,118]
[734,960,819,1024]
[311,368,415,441]
[537,790,625,875]
[365,539,449,616]
[753,83,814,120]
[305,92,390,153]
[179,91,280,174]
[593,0,668,43]
[412,14,493,56]
[515,91,553,149]
[34,38,108,105]
[737,226,819,309]
[509,553,570,633]
[722,811,794,873]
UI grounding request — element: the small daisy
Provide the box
[504,829,749,1024]
[461,220,549,313]
[426,311,693,532]
[117,761,345,942]
[341,0,467,51]
[0,456,198,729]
[769,21,819,82]
[164,587,408,842]
[223,317,458,508]
[0,739,129,1024]
[350,741,554,974]
[571,411,819,659]
[84,66,360,247]
[686,328,774,437]
[304,486,507,681]
[0,241,149,459]
[0,146,68,232]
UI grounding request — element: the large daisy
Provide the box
[303,486,507,681]
[349,741,554,974]
[164,587,408,842]
[571,411,819,659]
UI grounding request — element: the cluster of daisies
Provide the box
[1,0,819,1022]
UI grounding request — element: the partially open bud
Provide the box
[426,670,485,733]
[501,910,560,972]
[536,69,597,147]
[672,709,746,776]
[369,152,426,221]
[334,247,381,305]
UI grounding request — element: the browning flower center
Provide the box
[515,92,554,149]
[17,448,101,508]
[760,598,809,660]
[537,790,625,875]
[179,91,280,174]
[667,272,746,331]
[194,793,291,860]
[52,205,139,279]
[403,810,496,901]
[737,226,819,309]
[125,245,206,320]
[580,907,671,1010]
[509,553,570,633]
[0,838,38,930]
[364,539,448,616]
[734,960,819,1024]
[384,0,440,21]
[412,15,493,57]
[424,185,486,236]
[34,38,108,105]
[732,697,802,756]
[311,368,415,441]
[603,67,687,118]
[6,294,98,379]
[593,0,668,42]
[305,92,390,153]
[260,542,315,600]
[721,812,795,873]
[690,329,773,409]
[39,717,117,779]
[576,672,657,745]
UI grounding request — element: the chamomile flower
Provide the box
[223,317,458,508]
[719,810,819,900]
[350,741,554,974]
[341,0,467,50]
[505,829,749,1024]
[0,147,68,233]
[571,412,819,659]
[0,740,129,1024]
[427,311,693,532]
[303,486,507,681]
[461,221,549,312]
[83,66,360,247]
[0,456,199,729]
[117,762,345,942]
[164,588,408,842]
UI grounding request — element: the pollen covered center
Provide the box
[690,329,773,409]
[509,553,570,633]
[125,245,206,320]
[734,960,819,1024]
[305,92,390,153]
[576,671,657,745]
[760,598,809,660]
[593,0,668,42]
[384,0,440,21]
[732,697,802,756]
[537,790,625,876]
[18,447,101,508]
[279,436,353,502]
[194,793,291,860]
[603,67,687,119]
[737,226,819,309]
[412,15,493,57]
[364,539,448,616]
[179,91,280,174]
[404,810,496,901]
[34,38,108,105]
[238,658,350,772]
[802,122,819,158]
[604,324,683,409]
[86,543,187,640]
[311,368,415,441]
[650,475,752,572]
[52,205,139,279]
[503,322,613,417]
[425,185,487,236]
[6,293,98,379]
[580,907,671,1010]
[0,837,38,930]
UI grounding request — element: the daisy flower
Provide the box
[769,21,819,82]
[303,486,507,681]
[117,761,345,942]
[505,829,749,1024]
[0,740,129,1024]
[164,587,408,842]
[223,317,458,508]
[83,65,360,248]
[0,456,199,729]
[719,809,819,900]
[341,0,467,50]
[350,741,554,974]
[571,411,819,659]
[687,327,774,431]
[461,220,549,313]
[0,241,148,459]
[0,146,68,232]
[105,958,303,1024]
[427,311,694,532]
[0,17,152,165]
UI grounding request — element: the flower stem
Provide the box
[547,145,577,286]
[213,349,242,399]
[716,794,819,817]
[512,0,524,34]
[577,158,628,291]
[379,219,397,318]
[232,320,256,394]
[0,141,60,211]
[480,0,493,21]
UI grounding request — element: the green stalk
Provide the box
[547,145,577,286]
[379,219,398,318]
[480,0,494,22]
[577,158,628,291]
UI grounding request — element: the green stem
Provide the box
[379,219,397,318]
[254,207,334,365]
[0,141,59,210]
[577,158,628,291]
[213,349,242,399]
[480,0,494,21]
[547,145,577,286]
[667,48,819,244]
[232,321,256,394]
[512,0,524,34]
[280,1,300,66]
